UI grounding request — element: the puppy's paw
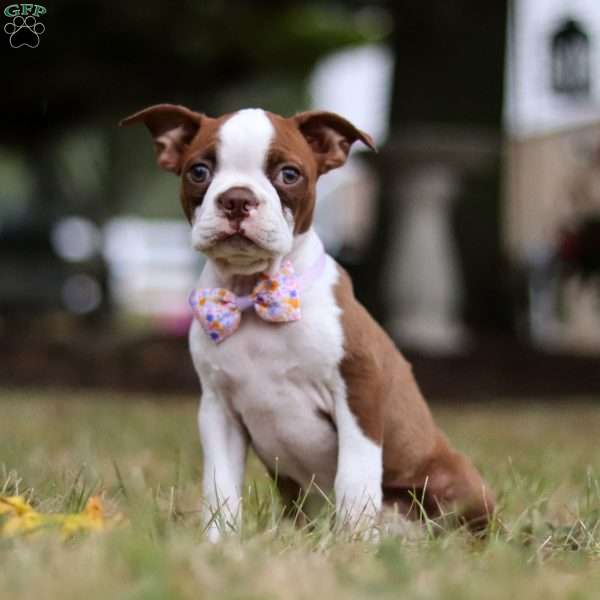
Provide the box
[335,497,381,542]
[205,522,223,544]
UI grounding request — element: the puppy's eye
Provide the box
[276,166,301,186]
[188,163,212,184]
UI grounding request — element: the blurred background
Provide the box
[2,0,600,398]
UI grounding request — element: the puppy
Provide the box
[121,105,494,540]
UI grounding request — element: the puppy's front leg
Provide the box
[198,388,248,542]
[334,391,383,534]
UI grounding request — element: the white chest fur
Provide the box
[189,230,345,490]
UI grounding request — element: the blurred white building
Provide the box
[505,0,600,351]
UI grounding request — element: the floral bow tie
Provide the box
[189,260,302,344]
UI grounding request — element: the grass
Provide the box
[1,388,600,599]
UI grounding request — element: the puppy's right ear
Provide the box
[120,104,203,174]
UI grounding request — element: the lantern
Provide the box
[551,19,590,97]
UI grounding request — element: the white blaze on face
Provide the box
[190,109,295,264]
[218,109,273,173]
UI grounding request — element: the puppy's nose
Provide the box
[217,187,259,221]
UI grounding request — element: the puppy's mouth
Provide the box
[215,231,258,249]
[204,230,273,271]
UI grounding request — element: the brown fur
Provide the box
[334,266,494,529]
[120,104,232,222]
[265,113,319,234]
[294,111,376,174]
[178,114,232,221]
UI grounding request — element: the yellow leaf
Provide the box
[0,494,123,539]
[2,511,44,536]
[84,496,104,521]
[0,496,34,516]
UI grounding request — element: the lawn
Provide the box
[1,388,600,599]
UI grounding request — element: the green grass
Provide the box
[2,389,600,599]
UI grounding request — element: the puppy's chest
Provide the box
[192,292,343,411]
[190,278,344,483]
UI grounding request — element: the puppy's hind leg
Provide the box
[423,444,495,533]
[382,438,495,534]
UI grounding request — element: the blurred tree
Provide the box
[4,0,373,144]
[352,0,510,335]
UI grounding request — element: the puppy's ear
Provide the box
[120,104,203,174]
[294,110,376,175]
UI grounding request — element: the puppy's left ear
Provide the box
[294,110,376,175]
[119,104,203,175]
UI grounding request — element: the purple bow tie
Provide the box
[190,256,326,344]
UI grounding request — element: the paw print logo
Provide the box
[4,15,45,48]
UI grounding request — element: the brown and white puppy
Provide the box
[121,104,494,540]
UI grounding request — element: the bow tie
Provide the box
[189,260,302,344]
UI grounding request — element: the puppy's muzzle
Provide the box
[217,187,259,224]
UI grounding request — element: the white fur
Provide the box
[191,229,383,539]
[190,109,294,263]
[334,378,383,530]
[188,111,383,540]
[197,387,248,542]
[191,230,342,490]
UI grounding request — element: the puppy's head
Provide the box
[120,105,375,275]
